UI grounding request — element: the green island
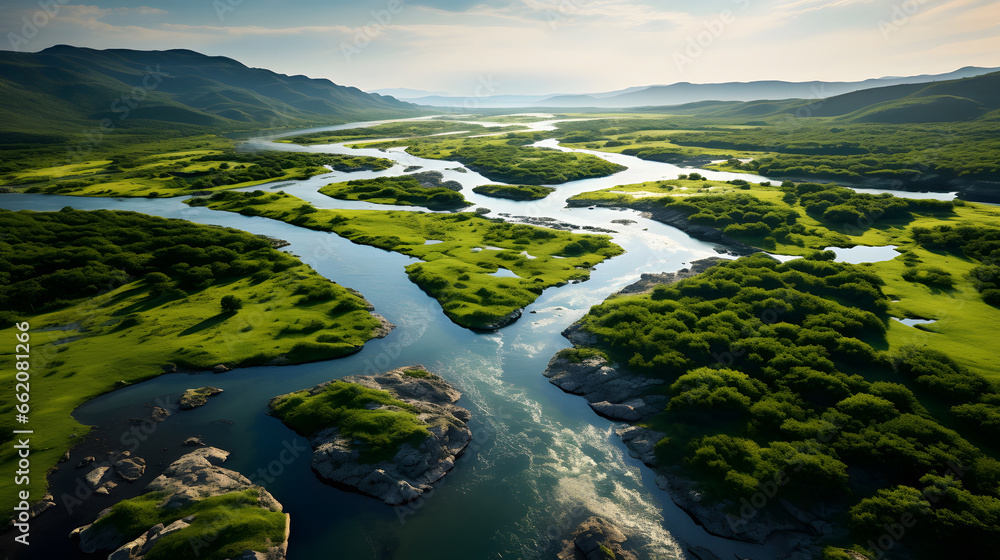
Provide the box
[269,380,430,463]
[353,132,628,185]
[0,208,386,515]
[318,172,470,210]
[187,190,624,329]
[472,184,557,201]
[2,135,395,198]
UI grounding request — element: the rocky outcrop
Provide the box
[72,447,288,560]
[178,386,223,409]
[474,308,522,331]
[614,258,726,295]
[557,516,640,560]
[543,338,667,421]
[81,451,147,494]
[268,365,472,505]
[371,314,395,338]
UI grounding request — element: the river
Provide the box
[0,117,951,560]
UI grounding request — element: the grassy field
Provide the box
[188,190,624,329]
[570,178,1000,379]
[0,209,384,518]
[1,135,395,198]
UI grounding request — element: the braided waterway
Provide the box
[1,116,952,559]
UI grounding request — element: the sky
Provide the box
[2,0,999,96]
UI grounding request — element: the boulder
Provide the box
[557,516,639,560]
[178,387,223,410]
[114,457,146,481]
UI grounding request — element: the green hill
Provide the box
[0,45,425,141]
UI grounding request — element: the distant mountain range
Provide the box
[378,67,1000,109]
[0,45,424,142]
[644,70,1000,124]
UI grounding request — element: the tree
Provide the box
[220,295,243,313]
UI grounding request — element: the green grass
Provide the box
[187,190,624,329]
[2,135,395,198]
[269,381,430,463]
[472,184,556,201]
[92,489,286,560]
[319,175,470,210]
[0,209,383,518]
[403,368,437,379]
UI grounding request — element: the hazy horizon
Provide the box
[2,0,999,96]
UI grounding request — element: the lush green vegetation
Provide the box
[0,208,383,517]
[278,120,504,145]
[571,254,1000,558]
[472,184,556,201]
[319,174,469,210]
[572,179,954,252]
[571,177,1000,380]
[545,108,1000,189]
[677,121,1000,182]
[910,224,1000,306]
[187,190,624,329]
[92,489,286,560]
[270,381,430,463]
[2,135,394,198]
[356,132,627,185]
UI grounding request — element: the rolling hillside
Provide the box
[0,45,425,143]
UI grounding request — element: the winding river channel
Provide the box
[0,117,956,560]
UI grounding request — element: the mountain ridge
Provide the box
[0,45,425,141]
